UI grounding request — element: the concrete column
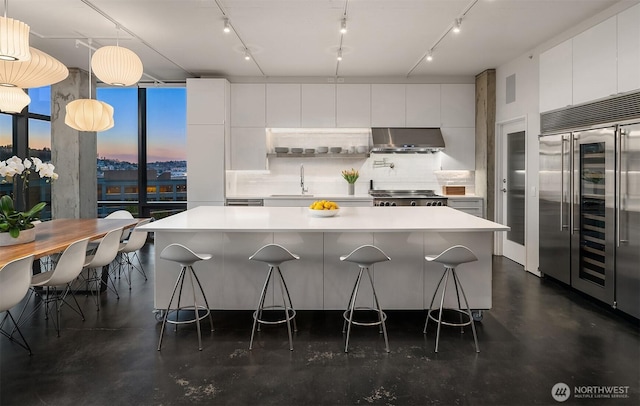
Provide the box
[475,69,496,221]
[50,68,97,219]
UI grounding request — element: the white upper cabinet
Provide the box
[440,127,476,170]
[441,84,475,127]
[406,84,441,127]
[618,3,640,93]
[266,84,301,127]
[336,84,371,127]
[187,78,227,125]
[231,84,265,127]
[371,84,406,127]
[573,16,617,105]
[539,39,573,112]
[301,84,336,127]
[230,127,267,170]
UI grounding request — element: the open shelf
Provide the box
[267,153,369,158]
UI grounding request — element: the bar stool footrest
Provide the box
[428,308,473,328]
[165,306,211,325]
[343,306,387,327]
[253,305,296,325]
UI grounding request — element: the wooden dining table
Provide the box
[0,218,142,269]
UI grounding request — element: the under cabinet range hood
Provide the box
[370,127,445,153]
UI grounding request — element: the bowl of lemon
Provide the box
[308,200,340,217]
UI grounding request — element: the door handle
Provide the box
[501,188,507,193]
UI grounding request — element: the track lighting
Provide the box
[337,49,343,61]
[453,18,462,33]
[244,49,251,60]
[340,18,347,34]
[426,50,433,62]
[223,18,230,33]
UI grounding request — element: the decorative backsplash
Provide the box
[227,153,475,196]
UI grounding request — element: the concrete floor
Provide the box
[1,243,638,405]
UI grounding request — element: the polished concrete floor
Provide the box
[1,243,638,406]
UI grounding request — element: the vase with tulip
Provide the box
[341,168,359,196]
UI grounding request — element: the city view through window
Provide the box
[96,87,187,217]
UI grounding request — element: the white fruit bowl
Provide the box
[308,208,339,217]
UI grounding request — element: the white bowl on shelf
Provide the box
[355,145,368,154]
[308,208,339,217]
[316,146,329,154]
[274,147,289,153]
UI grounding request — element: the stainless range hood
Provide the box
[370,127,445,153]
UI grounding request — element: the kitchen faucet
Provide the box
[300,164,308,195]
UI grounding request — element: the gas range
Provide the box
[369,190,448,207]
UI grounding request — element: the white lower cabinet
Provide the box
[263,198,373,207]
[447,197,484,218]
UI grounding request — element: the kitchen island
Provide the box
[139,206,509,311]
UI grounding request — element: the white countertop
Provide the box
[141,206,509,233]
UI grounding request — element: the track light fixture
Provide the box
[453,18,462,33]
[244,48,251,61]
[426,50,433,62]
[337,49,343,61]
[223,18,230,33]
[340,18,347,34]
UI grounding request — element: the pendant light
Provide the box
[0,47,68,88]
[65,40,114,132]
[0,86,29,113]
[91,28,143,87]
[0,0,30,62]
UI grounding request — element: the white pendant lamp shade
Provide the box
[65,99,114,132]
[0,16,30,62]
[0,86,29,113]
[91,45,143,86]
[0,47,68,88]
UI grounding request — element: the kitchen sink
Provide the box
[270,194,314,197]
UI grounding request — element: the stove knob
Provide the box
[426,201,431,206]
[436,201,443,206]
[410,201,417,206]
[383,201,389,206]
[391,202,397,206]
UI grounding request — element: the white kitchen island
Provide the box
[139,206,509,312]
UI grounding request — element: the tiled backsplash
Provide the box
[227,154,475,196]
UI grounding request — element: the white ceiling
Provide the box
[9,0,630,83]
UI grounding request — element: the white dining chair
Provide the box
[81,228,124,311]
[0,255,35,355]
[116,218,151,288]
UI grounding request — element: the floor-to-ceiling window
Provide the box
[97,86,186,218]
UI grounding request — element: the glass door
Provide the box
[571,127,615,304]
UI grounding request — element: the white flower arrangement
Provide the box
[0,155,58,181]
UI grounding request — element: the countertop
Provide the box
[139,206,509,233]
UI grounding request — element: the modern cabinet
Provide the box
[301,84,336,127]
[187,78,229,207]
[447,197,484,218]
[440,127,476,170]
[231,83,265,127]
[336,84,371,127]
[617,3,640,93]
[572,16,617,105]
[230,128,267,170]
[371,84,405,127]
[539,39,573,112]
[441,84,475,127]
[186,78,227,125]
[406,84,441,127]
[266,84,301,127]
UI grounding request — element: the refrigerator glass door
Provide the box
[615,123,640,318]
[539,133,571,284]
[571,127,616,304]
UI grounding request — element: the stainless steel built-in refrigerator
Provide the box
[539,123,640,318]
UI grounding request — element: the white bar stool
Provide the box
[424,245,479,353]
[340,245,390,353]
[157,243,214,351]
[249,244,299,351]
